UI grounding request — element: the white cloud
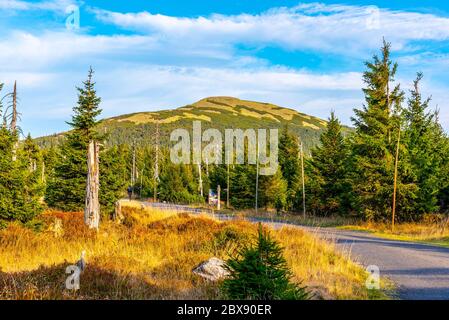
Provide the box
[2,2,449,136]
[94,3,449,55]
[0,31,161,72]
[8,63,364,137]
[0,0,28,10]
[0,0,79,13]
[0,72,55,87]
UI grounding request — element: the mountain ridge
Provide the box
[37,96,351,152]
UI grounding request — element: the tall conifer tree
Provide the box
[350,40,406,220]
[307,112,351,216]
[46,67,102,211]
[0,84,43,222]
[404,73,449,216]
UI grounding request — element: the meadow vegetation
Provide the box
[0,205,383,300]
[339,217,449,246]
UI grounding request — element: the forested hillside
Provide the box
[36,96,351,153]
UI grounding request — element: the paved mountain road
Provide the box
[298,227,449,300]
[226,217,449,300]
[140,202,449,300]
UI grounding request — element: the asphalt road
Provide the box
[140,202,449,300]
[218,215,449,300]
[260,220,449,300]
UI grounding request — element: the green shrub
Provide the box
[0,220,8,230]
[24,219,45,232]
[212,226,249,254]
[221,224,309,300]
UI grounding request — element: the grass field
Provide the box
[0,204,387,300]
[339,221,449,247]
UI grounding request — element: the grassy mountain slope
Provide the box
[37,96,351,152]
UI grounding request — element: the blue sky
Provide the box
[1,0,449,137]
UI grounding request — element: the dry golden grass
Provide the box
[202,110,221,115]
[340,219,449,247]
[0,205,383,300]
[242,210,449,247]
[182,112,211,122]
[302,121,320,130]
[118,114,184,125]
[194,97,298,120]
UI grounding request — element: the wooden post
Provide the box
[131,142,136,198]
[11,81,17,161]
[255,139,259,214]
[140,164,145,199]
[41,161,46,184]
[85,140,100,230]
[217,185,221,210]
[300,141,306,218]
[198,163,203,197]
[154,121,159,202]
[226,163,231,209]
[392,127,401,232]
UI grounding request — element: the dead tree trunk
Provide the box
[11,81,17,131]
[114,200,124,223]
[85,140,100,230]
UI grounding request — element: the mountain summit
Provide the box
[39,97,348,151]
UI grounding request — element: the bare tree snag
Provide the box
[85,140,100,229]
[114,200,124,223]
[41,161,46,184]
[11,81,17,132]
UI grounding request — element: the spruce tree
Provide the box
[46,67,102,212]
[230,163,256,209]
[158,162,203,204]
[278,126,301,210]
[0,85,43,222]
[0,128,43,222]
[222,224,309,300]
[350,40,408,221]
[21,134,45,201]
[404,73,449,216]
[100,145,129,213]
[260,168,288,213]
[307,112,351,216]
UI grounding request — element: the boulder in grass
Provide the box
[192,258,230,281]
